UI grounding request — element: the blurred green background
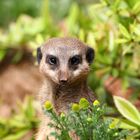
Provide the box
[0,0,140,139]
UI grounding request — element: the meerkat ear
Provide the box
[37,47,42,64]
[86,47,95,64]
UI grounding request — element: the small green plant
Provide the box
[44,98,127,140]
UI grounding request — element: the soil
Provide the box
[0,50,43,118]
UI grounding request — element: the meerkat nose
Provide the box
[59,79,68,84]
[59,70,69,84]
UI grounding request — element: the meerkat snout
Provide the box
[59,70,69,84]
[37,37,94,85]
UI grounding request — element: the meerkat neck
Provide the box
[42,77,90,113]
[56,80,88,95]
[44,78,88,101]
[55,81,88,103]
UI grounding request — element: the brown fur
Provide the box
[36,37,95,140]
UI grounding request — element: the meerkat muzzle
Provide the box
[59,70,69,84]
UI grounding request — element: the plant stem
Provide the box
[77,113,88,139]
[51,111,64,130]
[50,111,71,139]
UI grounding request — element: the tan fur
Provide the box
[36,37,95,140]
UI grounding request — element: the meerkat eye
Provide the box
[46,55,57,65]
[70,55,81,65]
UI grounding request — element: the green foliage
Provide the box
[0,0,43,27]
[0,0,140,139]
[0,96,39,140]
[113,96,140,139]
[0,0,140,98]
[114,96,140,126]
[44,99,127,140]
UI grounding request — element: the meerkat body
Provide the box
[36,37,95,140]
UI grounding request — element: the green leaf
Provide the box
[126,0,138,8]
[116,38,129,44]
[108,118,138,130]
[25,97,36,119]
[3,130,28,140]
[79,29,85,41]
[119,24,131,39]
[132,1,140,14]
[67,3,79,33]
[133,24,140,36]
[120,119,139,130]
[113,96,140,126]
[86,32,96,48]
[9,118,27,128]
[122,45,132,55]
[108,31,114,52]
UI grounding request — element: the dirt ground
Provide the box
[0,57,43,118]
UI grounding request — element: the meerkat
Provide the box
[36,37,95,140]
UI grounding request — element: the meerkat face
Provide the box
[37,38,94,85]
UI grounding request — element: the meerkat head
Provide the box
[37,37,94,85]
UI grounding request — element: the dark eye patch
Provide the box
[69,55,82,66]
[37,47,42,64]
[46,55,58,65]
[86,47,94,64]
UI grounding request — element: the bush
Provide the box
[0,1,140,101]
[43,98,127,140]
[0,0,43,27]
[0,97,39,140]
